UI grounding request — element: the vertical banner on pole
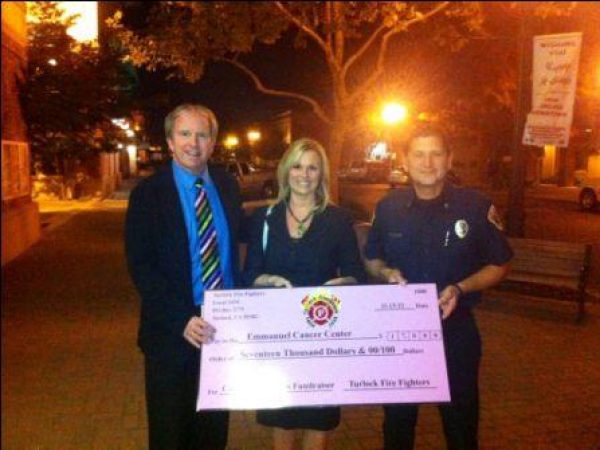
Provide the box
[522,32,582,148]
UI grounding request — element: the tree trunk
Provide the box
[328,122,345,203]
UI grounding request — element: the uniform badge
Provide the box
[454,220,469,239]
[487,204,504,231]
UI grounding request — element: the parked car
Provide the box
[364,161,390,183]
[338,160,390,183]
[338,161,368,182]
[212,160,277,199]
[388,166,410,187]
[579,177,600,211]
[387,167,460,188]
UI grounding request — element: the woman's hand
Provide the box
[324,276,357,286]
[253,274,293,288]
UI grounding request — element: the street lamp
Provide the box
[377,102,409,163]
[224,135,239,149]
[247,130,261,145]
[28,2,98,44]
[56,2,98,44]
[381,102,409,125]
[223,134,240,159]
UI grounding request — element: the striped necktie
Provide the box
[195,178,224,290]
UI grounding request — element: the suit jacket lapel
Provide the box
[158,164,193,301]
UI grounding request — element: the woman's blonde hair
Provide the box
[276,138,330,213]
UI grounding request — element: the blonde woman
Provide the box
[243,138,366,449]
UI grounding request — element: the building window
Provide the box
[2,140,30,201]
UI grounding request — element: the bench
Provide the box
[352,223,592,323]
[496,238,592,323]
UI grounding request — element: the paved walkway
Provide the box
[2,198,599,449]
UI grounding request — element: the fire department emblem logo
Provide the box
[301,289,341,327]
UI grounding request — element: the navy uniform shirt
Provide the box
[365,184,513,312]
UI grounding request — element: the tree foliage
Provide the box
[113,1,588,196]
[113,1,484,198]
[21,2,133,177]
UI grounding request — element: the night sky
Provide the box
[116,2,600,148]
[135,56,318,147]
[116,1,323,146]
[113,1,355,149]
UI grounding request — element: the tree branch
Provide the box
[342,23,388,81]
[220,58,332,125]
[349,2,451,104]
[273,1,342,79]
[274,2,330,57]
[325,2,332,49]
[332,2,345,66]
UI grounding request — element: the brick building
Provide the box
[2,2,40,266]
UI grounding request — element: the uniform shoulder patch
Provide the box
[487,204,504,231]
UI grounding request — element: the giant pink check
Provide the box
[197,284,450,410]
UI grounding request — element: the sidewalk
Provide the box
[2,197,599,449]
[36,176,144,232]
[109,176,144,201]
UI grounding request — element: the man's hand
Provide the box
[438,284,461,320]
[381,267,407,285]
[365,258,407,284]
[183,316,216,349]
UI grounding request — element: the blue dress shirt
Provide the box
[172,161,233,305]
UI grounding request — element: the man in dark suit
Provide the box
[125,104,243,449]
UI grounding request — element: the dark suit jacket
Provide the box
[125,162,243,362]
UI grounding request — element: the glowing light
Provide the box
[126,129,135,138]
[369,142,389,160]
[28,2,98,44]
[381,102,408,125]
[247,130,261,144]
[48,58,57,66]
[112,118,130,130]
[224,135,240,149]
[588,155,600,177]
[126,144,138,175]
[57,2,98,43]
